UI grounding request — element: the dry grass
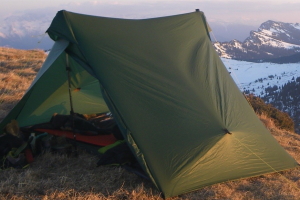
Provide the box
[0,47,46,121]
[0,151,161,200]
[0,48,299,200]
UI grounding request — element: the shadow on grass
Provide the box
[0,150,163,200]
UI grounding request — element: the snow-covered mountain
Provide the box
[0,11,54,50]
[223,58,300,132]
[214,21,300,63]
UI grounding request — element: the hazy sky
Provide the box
[1,0,300,26]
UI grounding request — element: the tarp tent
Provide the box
[0,10,298,198]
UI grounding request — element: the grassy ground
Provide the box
[0,47,299,199]
[0,47,46,121]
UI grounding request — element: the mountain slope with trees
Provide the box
[260,76,300,133]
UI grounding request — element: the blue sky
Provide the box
[1,0,300,25]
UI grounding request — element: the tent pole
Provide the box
[66,53,78,156]
[66,54,75,116]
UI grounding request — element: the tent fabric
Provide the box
[0,10,298,197]
[0,39,109,129]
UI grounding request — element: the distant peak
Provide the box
[213,20,300,62]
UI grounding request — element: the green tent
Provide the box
[0,10,298,198]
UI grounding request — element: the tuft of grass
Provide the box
[259,113,276,129]
[246,94,295,132]
[0,48,299,200]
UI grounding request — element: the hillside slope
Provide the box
[0,47,46,121]
[261,77,300,133]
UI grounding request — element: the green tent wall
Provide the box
[0,10,298,197]
[0,40,109,129]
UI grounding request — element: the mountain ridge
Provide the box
[0,11,55,50]
[0,12,257,50]
[213,20,300,63]
[1,10,299,57]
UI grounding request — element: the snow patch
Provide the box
[263,29,276,35]
[222,58,300,97]
[254,31,300,49]
[292,23,300,30]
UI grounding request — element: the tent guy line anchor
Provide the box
[223,128,232,135]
